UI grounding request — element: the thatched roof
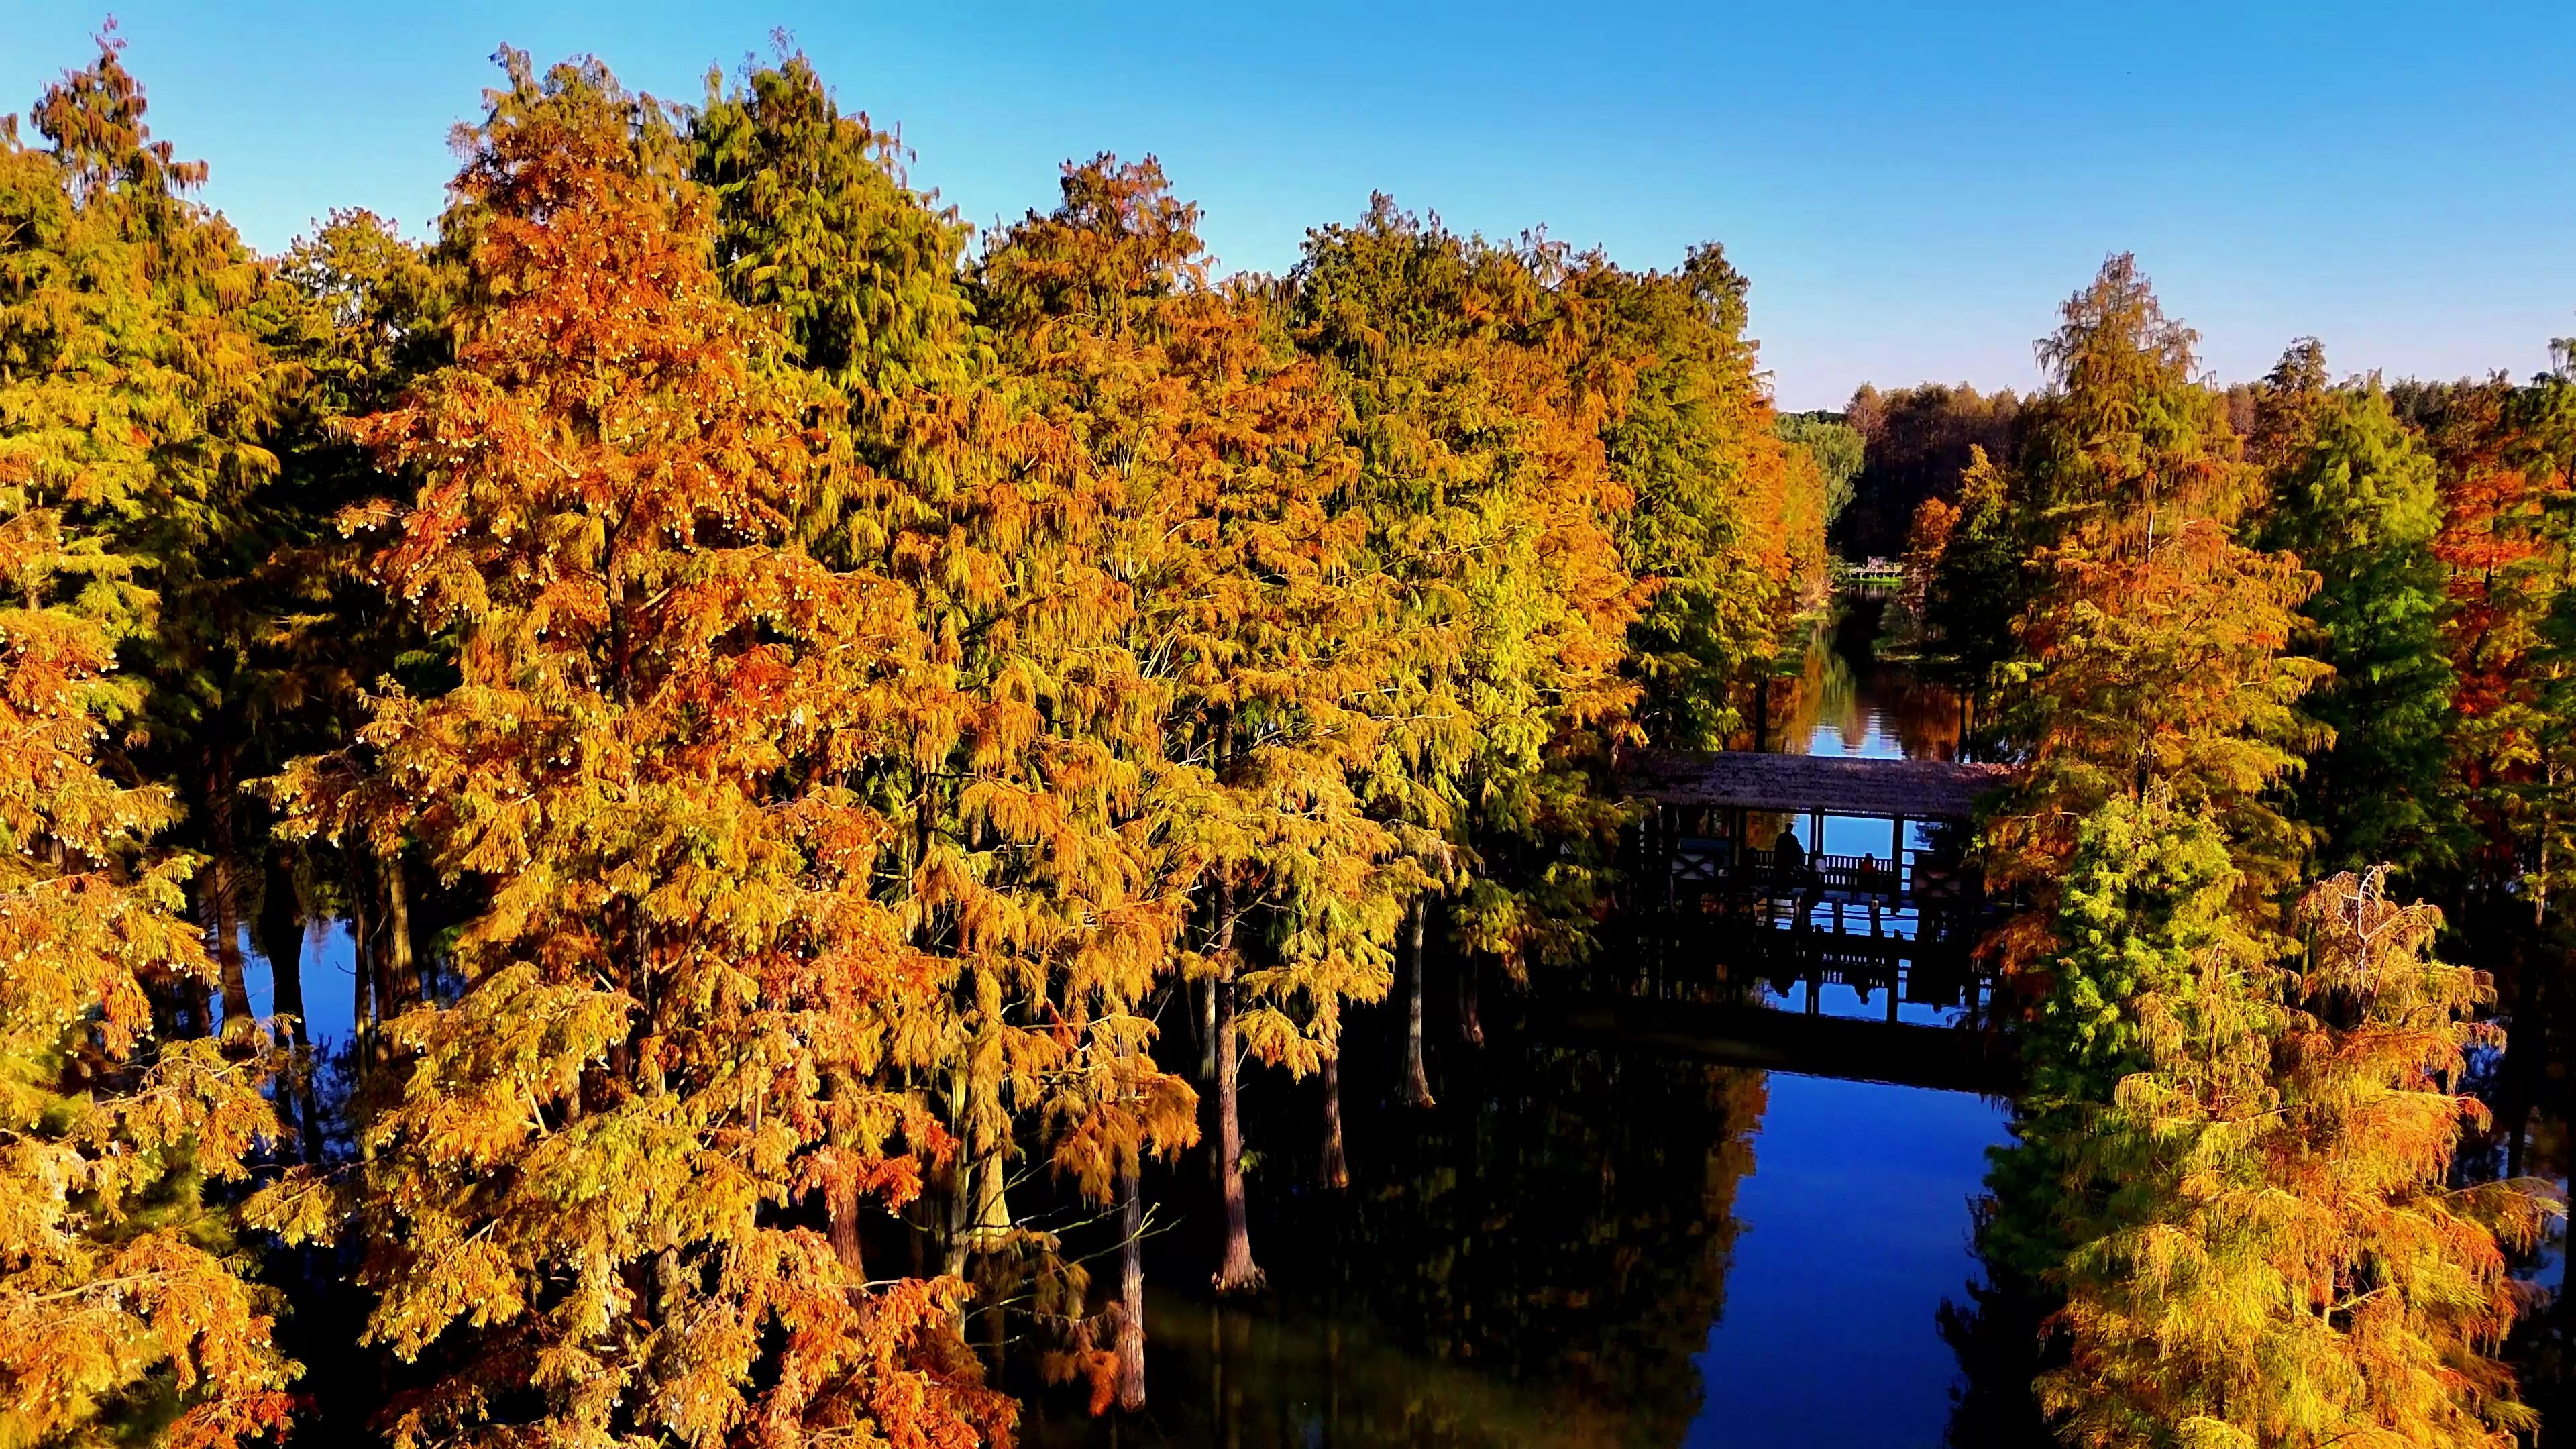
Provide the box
[1618,747,2010,822]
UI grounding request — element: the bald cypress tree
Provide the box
[697,59,1204,1405]
[0,504,292,1446]
[0,33,300,1042]
[270,54,1013,1445]
[1291,203,1645,1104]
[2043,869,2553,1448]
[977,156,1399,1305]
[1985,257,2326,969]
[2254,350,2461,878]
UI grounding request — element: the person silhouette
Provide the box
[1775,827,1806,881]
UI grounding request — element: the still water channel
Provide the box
[1030,602,2020,1448]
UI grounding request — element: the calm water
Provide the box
[238,600,2019,1446]
[1030,600,2017,1448]
[201,597,2576,1440]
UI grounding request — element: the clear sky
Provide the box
[5,1,2570,410]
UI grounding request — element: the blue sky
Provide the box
[5,1,2570,410]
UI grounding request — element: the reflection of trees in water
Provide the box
[1757,597,1964,763]
[1307,1041,1764,1443]
[1934,1183,2059,1449]
[1030,1034,1767,1447]
[1784,614,1854,753]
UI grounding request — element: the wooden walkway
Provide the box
[1619,746,2010,822]
[1580,746,2019,1089]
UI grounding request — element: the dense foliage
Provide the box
[0,34,1822,1446]
[1899,257,2567,1448]
[4,30,2569,1449]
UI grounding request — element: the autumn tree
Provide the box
[2399,369,2573,912]
[0,501,293,1443]
[267,53,1014,1446]
[696,59,1203,1405]
[975,155,1402,1316]
[1778,409,1863,531]
[0,33,299,1042]
[2042,869,2554,1448]
[1838,380,2020,559]
[1968,262,2557,1448]
[1596,246,1817,749]
[2253,347,2461,878]
[1919,444,2023,708]
[1291,201,1645,1109]
[260,205,454,1078]
[1984,257,2324,962]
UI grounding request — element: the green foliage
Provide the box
[2256,357,2461,877]
[1290,198,1646,969]
[1595,245,1822,747]
[2041,871,2553,1448]
[2026,792,2258,1109]
[1777,410,1863,527]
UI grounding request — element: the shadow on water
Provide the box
[1026,594,2025,1448]
[1028,1029,1766,1448]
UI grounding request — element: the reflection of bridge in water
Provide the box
[1563,747,2021,1093]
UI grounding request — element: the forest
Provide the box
[2,29,2571,1449]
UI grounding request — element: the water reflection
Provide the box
[1693,1076,2011,1448]
[1758,596,1964,769]
[1028,596,2012,1446]
[1030,1036,1767,1448]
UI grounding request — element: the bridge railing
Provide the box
[1662,842,1977,905]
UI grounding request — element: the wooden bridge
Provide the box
[1559,747,2022,1092]
[1617,746,2010,925]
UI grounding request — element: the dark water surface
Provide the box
[1030,604,2015,1448]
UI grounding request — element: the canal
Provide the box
[1027,598,2022,1448]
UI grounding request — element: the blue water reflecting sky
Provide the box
[1690,1073,2011,1448]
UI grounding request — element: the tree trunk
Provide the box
[1198,975,1219,1083]
[381,841,420,1010]
[1116,1163,1147,1410]
[346,851,378,1076]
[2536,754,2558,928]
[182,886,222,1040]
[1211,887,1261,1293]
[941,1154,971,1280]
[256,855,323,1163]
[969,1144,1012,1252]
[1457,955,1483,1048]
[941,1065,1014,1275]
[1399,900,1435,1108]
[1320,1053,1349,1190]
[1211,981,1262,1293]
[203,747,254,1032]
[828,1175,868,1280]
